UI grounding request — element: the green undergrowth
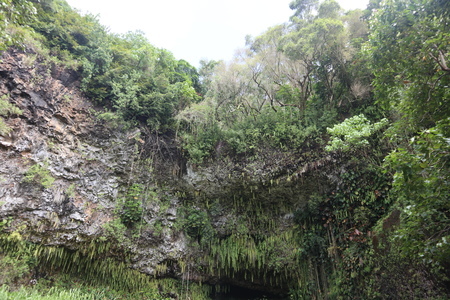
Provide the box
[23,161,55,189]
[176,158,402,298]
[177,180,316,293]
[179,106,322,164]
[0,225,211,300]
[204,230,301,288]
[0,94,23,136]
[0,283,164,300]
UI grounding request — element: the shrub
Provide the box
[119,184,143,227]
[181,207,214,244]
[0,254,31,285]
[325,114,388,152]
[0,94,22,135]
[23,162,55,189]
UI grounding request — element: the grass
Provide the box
[0,285,114,300]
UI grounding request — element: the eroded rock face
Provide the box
[0,49,187,274]
[0,49,333,295]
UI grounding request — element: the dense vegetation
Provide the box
[0,0,449,299]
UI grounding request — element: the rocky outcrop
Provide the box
[0,48,187,272]
[0,49,333,295]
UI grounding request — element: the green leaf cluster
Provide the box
[384,119,450,276]
[367,0,450,130]
[0,94,22,135]
[23,162,55,189]
[119,184,144,227]
[181,207,214,244]
[0,0,36,50]
[325,114,388,152]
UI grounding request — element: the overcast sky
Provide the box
[65,0,369,67]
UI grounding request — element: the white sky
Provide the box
[65,0,369,67]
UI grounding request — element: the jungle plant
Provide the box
[0,254,31,285]
[292,162,393,298]
[384,118,450,281]
[181,207,214,244]
[367,0,450,131]
[119,183,144,227]
[0,228,37,286]
[65,183,76,198]
[101,218,128,245]
[325,114,388,152]
[0,0,37,50]
[0,94,22,135]
[23,161,55,189]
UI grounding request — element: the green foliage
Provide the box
[282,1,352,112]
[0,254,31,285]
[325,114,388,152]
[175,59,202,95]
[0,285,122,300]
[0,94,22,135]
[209,231,301,288]
[0,231,170,300]
[198,59,220,96]
[0,117,11,136]
[361,0,450,293]
[65,183,76,198]
[366,0,450,130]
[22,1,201,131]
[0,283,171,300]
[0,229,174,299]
[119,183,144,227]
[180,119,223,164]
[0,0,37,50]
[224,107,320,153]
[181,207,214,243]
[94,110,133,130]
[384,118,450,279]
[23,161,55,189]
[0,227,37,286]
[290,0,319,20]
[292,162,393,298]
[101,218,128,245]
[177,188,308,291]
[179,104,322,163]
[81,32,200,130]
[0,94,22,116]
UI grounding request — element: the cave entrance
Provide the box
[211,284,288,300]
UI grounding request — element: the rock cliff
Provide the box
[0,49,333,296]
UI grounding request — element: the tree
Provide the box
[289,0,319,20]
[367,0,450,131]
[246,25,293,112]
[174,59,201,96]
[0,0,36,50]
[367,0,450,287]
[198,59,220,97]
[207,59,256,123]
[283,2,346,107]
[384,119,450,281]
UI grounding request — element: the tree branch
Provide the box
[430,49,450,72]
